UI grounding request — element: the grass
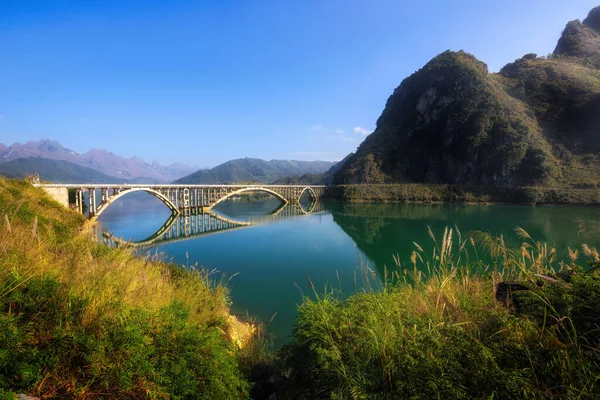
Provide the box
[0,177,251,398]
[280,226,600,399]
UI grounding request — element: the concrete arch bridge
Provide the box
[35,184,326,220]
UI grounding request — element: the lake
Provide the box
[96,192,600,346]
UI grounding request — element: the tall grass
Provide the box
[281,225,600,399]
[0,178,250,398]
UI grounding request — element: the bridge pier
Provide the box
[77,189,83,214]
[87,188,95,217]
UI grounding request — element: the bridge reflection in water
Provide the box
[100,201,325,248]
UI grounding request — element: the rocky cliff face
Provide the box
[335,6,600,187]
[554,20,600,67]
[585,6,600,33]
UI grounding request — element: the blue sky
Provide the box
[0,0,597,167]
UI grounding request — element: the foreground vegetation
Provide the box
[3,177,600,399]
[0,178,249,398]
[280,226,600,399]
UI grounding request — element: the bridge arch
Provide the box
[91,187,179,221]
[101,211,251,247]
[298,201,317,214]
[299,186,317,201]
[210,187,288,208]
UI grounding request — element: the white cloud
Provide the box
[310,125,366,144]
[353,126,372,136]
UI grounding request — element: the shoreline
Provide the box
[323,183,600,206]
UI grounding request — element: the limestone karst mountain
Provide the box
[334,6,600,187]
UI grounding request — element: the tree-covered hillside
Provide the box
[272,153,354,184]
[175,158,335,184]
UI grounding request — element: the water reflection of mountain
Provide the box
[327,203,600,276]
[214,197,316,220]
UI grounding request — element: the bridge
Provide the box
[99,202,326,248]
[34,183,326,220]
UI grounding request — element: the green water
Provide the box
[97,193,600,346]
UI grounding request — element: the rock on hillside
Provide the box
[335,6,600,187]
[584,5,600,33]
[554,18,600,67]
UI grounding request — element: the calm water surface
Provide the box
[97,193,600,346]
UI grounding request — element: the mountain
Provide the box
[272,173,329,185]
[0,157,129,184]
[0,139,197,182]
[324,153,354,180]
[334,6,600,187]
[174,158,336,184]
[273,153,354,184]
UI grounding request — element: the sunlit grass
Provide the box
[0,177,250,398]
[281,225,600,399]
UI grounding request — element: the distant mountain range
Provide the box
[0,158,130,184]
[0,139,338,184]
[174,158,336,184]
[273,153,354,184]
[0,139,197,182]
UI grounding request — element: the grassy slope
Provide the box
[281,227,600,399]
[0,178,249,398]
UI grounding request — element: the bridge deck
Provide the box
[34,183,327,220]
[35,184,326,188]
